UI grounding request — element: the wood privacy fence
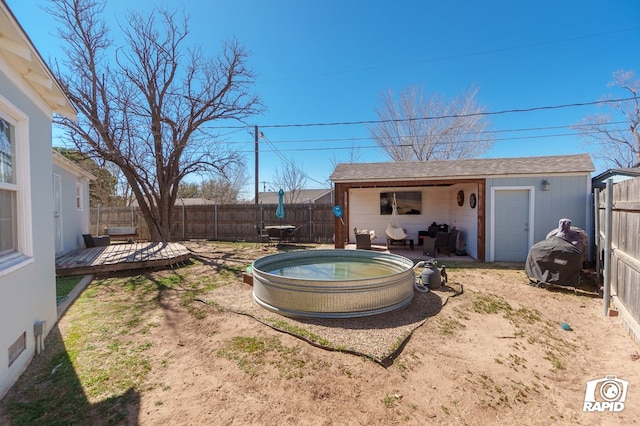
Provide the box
[597,177,640,342]
[91,203,337,244]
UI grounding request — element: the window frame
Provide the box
[0,94,33,276]
[379,191,423,215]
[75,181,83,210]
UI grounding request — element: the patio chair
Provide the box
[286,226,303,244]
[422,236,437,257]
[448,228,460,255]
[254,225,269,244]
[267,227,283,245]
[354,227,375,250]
[355,233,372,250]
[435,232,451,256]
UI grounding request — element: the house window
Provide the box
[76,182,83,210]
[0,116,17,258]
[0,95,32,273]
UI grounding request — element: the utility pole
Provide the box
[254,125,259,204]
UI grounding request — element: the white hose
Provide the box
[414,282,429,293]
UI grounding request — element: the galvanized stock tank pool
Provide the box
[251,249,415,318]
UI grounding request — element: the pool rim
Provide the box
[251,249,416,318]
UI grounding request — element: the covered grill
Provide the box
[525,218,587,287]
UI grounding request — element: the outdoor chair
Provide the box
[354,227,375,250]
[355,233,372,250]
[448,228,459,254]
[267,228,283,245]
[422,236,437,257]
[254,225,269,244]
[435,232,451,256]
[286,226,303,244]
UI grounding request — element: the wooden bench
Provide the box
[104,226,138,242]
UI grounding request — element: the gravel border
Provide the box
[207,282,449,365]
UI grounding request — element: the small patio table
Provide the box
[264,225,296,243]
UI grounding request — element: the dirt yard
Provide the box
[2,241,640,425]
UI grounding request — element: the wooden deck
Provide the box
[56,242,192,277]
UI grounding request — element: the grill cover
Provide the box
[525,236,583,286]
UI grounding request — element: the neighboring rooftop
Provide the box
[255,188,333,204]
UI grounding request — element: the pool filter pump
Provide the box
[414,259,445,290]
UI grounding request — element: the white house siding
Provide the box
[348,181,479,259]
[0,59,58,398]
[485,174,592,262]
[52,154,92,254]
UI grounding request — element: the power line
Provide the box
[204,96,637,131]
[260,132,327,187]
[220,121,630,146]
[260,97,638,129]
[237,127,626,155]
[208,120,628,152]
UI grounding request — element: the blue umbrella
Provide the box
[276,188,285,219]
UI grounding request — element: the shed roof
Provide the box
[330,154,594,183]
[591,167,640,188]
[256,188,333,204]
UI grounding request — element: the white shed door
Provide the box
[494,190,530,262]
[53,173,63,255]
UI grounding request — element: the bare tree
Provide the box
[176,182,200,199]
[327,143,362,186]
[47,0,262,241]
[272,161,307,204]
[329,143,362,169]
[200,162,249,203]
[574,70,640,168]
[369,85,493,161]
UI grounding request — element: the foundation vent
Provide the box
[8,332,26,367]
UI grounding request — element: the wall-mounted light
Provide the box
[541,179,551,191]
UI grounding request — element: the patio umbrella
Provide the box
[276,188,285,219]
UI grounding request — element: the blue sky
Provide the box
[7,0,640,196]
